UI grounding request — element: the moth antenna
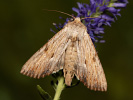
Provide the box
[43,9,75,19]
[81,16,100,20]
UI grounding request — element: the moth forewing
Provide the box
[21,26,68,74]
[20,17,107,91]
[82,33,107,91]
[20,24,70,78]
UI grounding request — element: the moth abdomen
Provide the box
[63,41,77,86]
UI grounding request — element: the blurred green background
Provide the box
[0,0,133,100]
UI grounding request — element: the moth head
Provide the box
[74,17,81,22]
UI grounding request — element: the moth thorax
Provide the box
[64,42,77,86]
[69,34,78,42]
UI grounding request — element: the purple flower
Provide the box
[113,3,127,7]
[51,0,128,44]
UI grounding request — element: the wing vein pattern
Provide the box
[76,32,107,91]
[21,27,70,78]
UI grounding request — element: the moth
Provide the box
[20,15,107,91]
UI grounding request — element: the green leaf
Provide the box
[37,85,52,100]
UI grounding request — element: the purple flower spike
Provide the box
[51,0,128,44]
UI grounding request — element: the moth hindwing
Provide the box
[21,17,107,91]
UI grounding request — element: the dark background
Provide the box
[0,0,133,100]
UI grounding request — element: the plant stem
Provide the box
[53,77,65,100]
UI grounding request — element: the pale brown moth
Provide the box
[20,15,107,91]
